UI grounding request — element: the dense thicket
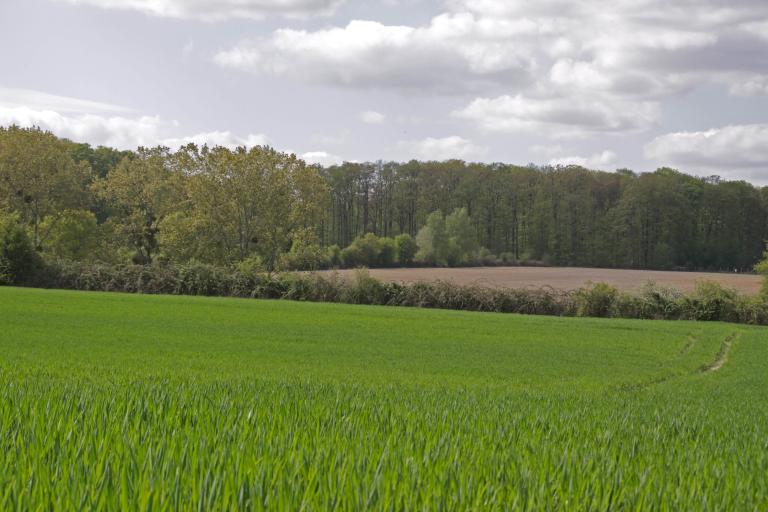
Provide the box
[1,125,767,274]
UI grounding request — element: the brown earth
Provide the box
[317,266,764,294]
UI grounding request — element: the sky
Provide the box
[1,0,768,182]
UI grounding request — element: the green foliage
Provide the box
[1,126,767,273]
[575,282,619,318]
[445,207,478,264]
[39,209,99,261]
[95,147,181,264]
[339,233,399,267]
[235,255,266,276]
[394,233,417,265]
[416,211,448,265]
[326,244,343,267]
[2,286,768,509]
[415,208,480,266]
[0,126,93,248]
[755,243,768,295]
[323,162,768,272]
[682,281,739,322]
[278,229,329,271]
[0,210,40,284]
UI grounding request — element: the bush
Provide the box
[755,243,768,296]
[681,281,739,322]
[378,237,397,267]
[342,268,390,305]
[636,281,684,319]
[575,282,619,318]
[0,211,41,285]
[476,247,499,266]
[278,243,329,271]
[326,245,343,268]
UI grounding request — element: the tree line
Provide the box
[1,125,767,276]
[322,161,768,271]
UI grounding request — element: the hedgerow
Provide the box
[8,261,764,325]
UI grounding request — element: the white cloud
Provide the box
[216,0,768,97]
[0,105,165,149]
[213,0,768,138]
[549,150,617,169]
[644,124,768,181]
[360,110,386,124]
[397,136,488,161]
[301,151,346,166]
[453,94,660,137]
[58,0,344,20]
[161,131,269,149]
[0,90,268,150]
[214,16,535,92]
[0,87,129,114]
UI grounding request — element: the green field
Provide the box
[2,287,767,509]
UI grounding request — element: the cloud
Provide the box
[0,87,130,114]
[0,105,165,149]
[301,151,346,166]
[58,0,344,20]
[214,16,535,93]
[644,124,768,181]
[728,74,768,96]
[549,150,617,169]
[216,0,768,97]
[0,90,268,150]
[453,94,660,137]
[360,110,386,124]
[213,0,768,138]
[397,136,488,161]
[161,131,269,149]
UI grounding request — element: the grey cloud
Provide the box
[644,124,768,182]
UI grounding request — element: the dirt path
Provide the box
[318,267,763,294]
[702,333,737,373]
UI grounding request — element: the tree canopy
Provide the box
[1,125,766,273]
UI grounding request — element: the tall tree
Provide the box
[0,126,92,248]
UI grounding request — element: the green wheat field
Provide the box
[2,286,767,509]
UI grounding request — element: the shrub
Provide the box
[755,243,768,296]
[326,245,343,268]
[278,243,329,271]
[575,282,619,318]
[637,281,684,319]
[476,247,499,266]
[681,280,739,322]
[378,237,398,267]
[342,268,390,305]
[736,295,768,325]
[236,255,266,276]
[0,211,41,285]
[499,252,518,265]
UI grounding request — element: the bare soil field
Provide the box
[319,267,763,294]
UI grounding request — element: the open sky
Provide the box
[1,0,767,182]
